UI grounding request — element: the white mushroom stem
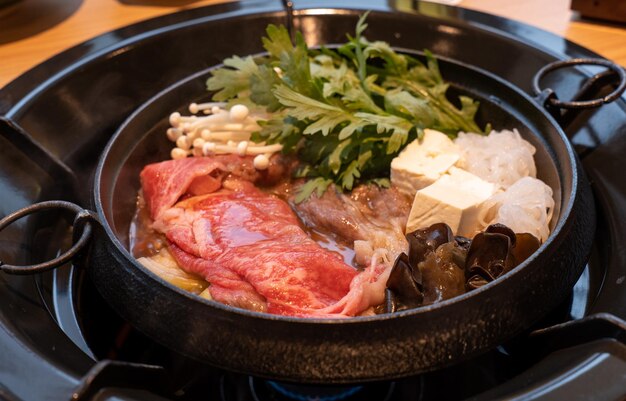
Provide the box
[169,112,198,127]
[174,108,262,138]
[189,122,248,132]
[184,116,228,130]
[200,131,252,142]
[243,123,262,131]
[186,130,198,141]
[189,102,226,114]
[168,103,274,171]
[176,135,191,150]
[192,138,205,148]
[202,142,282,156]
[238,143,283,155]
[186,126,258,141]
[200,129,212,140]
[229,104,249,122]
[223,123,246,131]
[237,141,248,156]
[166,128,183,142]
[253,154,270,170]
[171,148,189,160]
[183,115,234,133]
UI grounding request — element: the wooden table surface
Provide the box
[1,0,625,89]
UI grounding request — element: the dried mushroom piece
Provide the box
[406,223,454,267]
[419,242,467,304]
[465,224,540,290]
[485,223,517,244]
[386,253,424,312]
[384,223,464,312]
[454,235,472,252]
[465,231,514,290]
[382,222,541,313]
[511,233,541,265]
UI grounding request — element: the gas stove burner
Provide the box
[266,381,364,400]
[249,378,394,401]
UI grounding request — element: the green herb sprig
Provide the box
[206,13,488,201]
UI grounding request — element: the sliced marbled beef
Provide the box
[140,157,390,317]
[292,184,412,266]
[141,157,224,220]
[140,154,291,220]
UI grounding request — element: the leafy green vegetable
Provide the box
[294,177,332,203]
[207,56,259,103]
[206,13,488,201]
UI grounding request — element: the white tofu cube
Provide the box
[406,167,496,237]
[391,129,460,197]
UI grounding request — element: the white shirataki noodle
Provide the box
[455,129,537,189]
[478,176,555,242]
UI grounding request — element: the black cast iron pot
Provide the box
[0,8,624,384]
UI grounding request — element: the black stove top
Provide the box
[1,1,626,400]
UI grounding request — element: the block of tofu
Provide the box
[391,129,461,197]
[406,167,496,237]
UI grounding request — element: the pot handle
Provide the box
[0,201,98,275]
[532,58,626,120]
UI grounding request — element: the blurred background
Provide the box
[0,0,625,88]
